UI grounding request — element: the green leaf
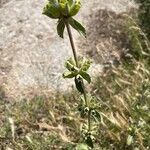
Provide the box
[80,71,91,83]
[69,18,86,37]
[57,19,65,38]
[65,58,76,71]
[43,2,60,19]
[81,59,92,72]
[63,71,75,78]
[75,77,84,94]
[69,0,81,16]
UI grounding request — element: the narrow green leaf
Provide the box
[57,19,65,38]
[65,58,76,71]
[69,1,81,16]
[80,71,91,83]
[75,77,84,94]
[69,18,86,37]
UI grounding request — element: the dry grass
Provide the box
[91,15,150,149]
[0,2,150,150]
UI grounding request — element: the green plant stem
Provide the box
[65,19,79,67]
[65,19,92,133]
[65,19,88,107]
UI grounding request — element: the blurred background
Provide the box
[0,0,137,100]
[1,0,150,150]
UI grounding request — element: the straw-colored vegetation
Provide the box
[0,0,150,149]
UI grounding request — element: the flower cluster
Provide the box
[43,0,81,19]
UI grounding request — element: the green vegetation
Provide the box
[92,16,150,149]
[136,0,150,39]
[0,0,150,149]
[0,94,81,149]
[43,0,100,148]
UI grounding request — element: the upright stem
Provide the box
[65,19,79,67]
[65,19,88,106]
[65,18,92,141]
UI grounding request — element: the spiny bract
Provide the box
[43,0,81,19]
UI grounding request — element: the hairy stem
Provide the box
[65,19,79,67]
[65,20,92,132]
[65,19,88,106]
[65,19,92,136]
